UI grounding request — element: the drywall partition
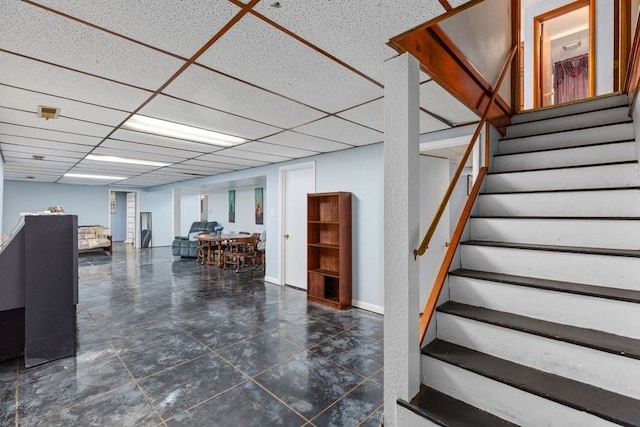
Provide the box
[523,0,615,109]
[2,181,108,232]
[208,186,265,234]
[179,193,200,236]
[439,0,512,105]
[147,143,385,313]
[315,143,384,313]
[138,190,173,247]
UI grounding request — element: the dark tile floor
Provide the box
[1,243,384,426]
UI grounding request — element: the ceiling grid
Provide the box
[0,0,476,187]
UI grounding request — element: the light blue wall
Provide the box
[149,143,385,313]
[2,181,108,232]
[139,190,173,247]
[208,186,265,234]
[180,193,200,235]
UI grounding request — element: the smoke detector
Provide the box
[37,105,60,120]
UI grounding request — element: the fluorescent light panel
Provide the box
[64,173,127,180]
[86,154,170,167]
[123,115,246,147]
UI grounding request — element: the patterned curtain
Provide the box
[554,54,588,104]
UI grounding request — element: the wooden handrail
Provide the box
[413,44,516,260]
[418,167,487,346]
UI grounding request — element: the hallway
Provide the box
[0,244,383,426]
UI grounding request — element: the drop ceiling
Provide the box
[0,0,477,188]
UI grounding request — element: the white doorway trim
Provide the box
[107,188,141,249]
[278,161,316,287]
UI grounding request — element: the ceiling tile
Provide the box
[420,111,451,134]
[0,85,129,127]
[138,95,281,141]
[216,147,290,163]
[253,1,446,83]
[2,151,79,164]
[449,0,473,7]
[197,14,382,113]
[261,131,351,153]
[110,129,220,154]
[31,0,240,57]
[101,139,201,159]
[91,146,181,164]
[420,81,479,125]
[0,53,152,111]
[235,141,318,158]
[164,65,324,129]
[294,116,382,146]
[0,108,112,140]
[0,143,87,159]
[0,134,93,153]
[2,2,184,89]
[195,153,268,167]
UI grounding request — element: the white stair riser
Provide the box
[397,405,441,427]
[477,190,640,217]
[421,357,618,427]
[498,123,634,155]
[493,142,636,172]
[448,276,640,339]
[436,313,640,399]
[460,245,640,290]
[469,218,640,250]
[506,107,630,139]
[511,96,628,125]
[486,163,640,192]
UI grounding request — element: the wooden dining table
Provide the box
[196,233,253,267]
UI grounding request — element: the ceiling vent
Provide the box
[37,105,60,120]
[32,155,46,161]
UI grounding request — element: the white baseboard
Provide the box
[264,276,280,285]
[353,299,384,315]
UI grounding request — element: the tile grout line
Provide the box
[110,343,167,426]
[357,402,384,426]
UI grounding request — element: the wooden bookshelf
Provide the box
[307,192,352,310]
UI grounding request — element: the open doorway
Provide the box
[534,0,592,107]
[109,190,137,246]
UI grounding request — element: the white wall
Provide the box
[2,181,109,232]
[208,186,265,234]
[440,0,512,104]
[523,0,615,109]
[139,190,173,247]
[179,193,200,236]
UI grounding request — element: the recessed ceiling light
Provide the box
[122,115,246,147]
[86,154,170,167]
[64,173,127,180]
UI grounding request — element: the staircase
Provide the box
[399,94,640,426]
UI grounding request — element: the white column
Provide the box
[383,52,421,426]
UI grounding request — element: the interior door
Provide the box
[533,0,592,108]
[282,165,315,289]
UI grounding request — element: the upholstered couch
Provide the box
[78,225,112,255]
[172,221,221,257]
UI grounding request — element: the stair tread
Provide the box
[437,300,640,360]
[511,95,627,125]
[450,268,640,304]
[399,385,518,427]
[487,160,639,175]
[499,121,632,142]
[481,186,640,195]
[495,139,634,157]
[423,340,640,426]
[471,215,640,220]
[462,240,640,258]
